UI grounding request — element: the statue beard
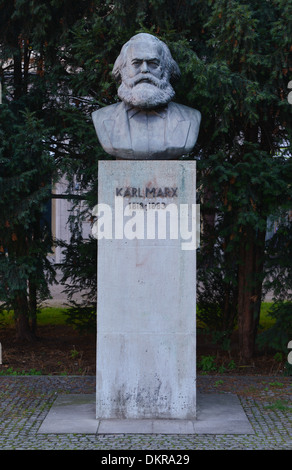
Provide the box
[117,72,175,109]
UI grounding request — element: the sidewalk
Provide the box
[0,375,291,450]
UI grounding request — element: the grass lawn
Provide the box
[1,307,68,327]
[259,302,276,330]
[1,302,276,330]
[196,302,275,331]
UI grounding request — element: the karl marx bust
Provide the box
[92,33,201,160]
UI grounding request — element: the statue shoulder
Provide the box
[168,102,201,152]
[92,102,123,124]
[170,102,201,125]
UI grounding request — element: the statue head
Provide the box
[112,33,181,109]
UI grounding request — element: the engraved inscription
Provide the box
[115,187,178,198]
[128,202,167,210]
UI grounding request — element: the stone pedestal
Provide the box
[95,160,197,419]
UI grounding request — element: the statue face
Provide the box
[117,39,175,109]
[125,41,163,82]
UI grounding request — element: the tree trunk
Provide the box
[222,281,238,332]
[29,280,37,335]
[237,227,265,361]
[14,292,36,342]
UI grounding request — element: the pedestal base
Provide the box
[38,393,254,435]
[96,161,197,419]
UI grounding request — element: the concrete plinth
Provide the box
[38,393,254,435]
[95,161,197,419]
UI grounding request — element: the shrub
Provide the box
[198,355,217,372]
[257,302,292,353]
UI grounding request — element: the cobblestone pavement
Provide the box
[0,375,291,451]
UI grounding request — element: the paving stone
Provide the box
[0,375,291,450]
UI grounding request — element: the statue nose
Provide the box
[141,61,149,73]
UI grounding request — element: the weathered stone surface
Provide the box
[96,160,197,419]
[38,392,254,435]
[92,33,201,160]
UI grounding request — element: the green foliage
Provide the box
[259,303,277,330]
[264,220,292,303]
[0,0,291,353]
[214,379,224,387]
[64,305,96,334]
[198,355,217,372]
[257,302,292,353]
[0,106,56,335]
[56,235,97,333]
[180,0,291,359]
[227,359,236,370]
[0,0,98,338]
[197,355,237,373]
[273,352,284,363]
[0,367,42,376]
[197,248,238,333]
[264,399,292,412]
[0,307,68,326]
[283,362,292,377]
[70,347,79,359]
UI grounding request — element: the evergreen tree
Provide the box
[0,0,291,360]
[58,0,291,360]
[0,0,96,340]
[0,105,55,340]
[190,0,292,360]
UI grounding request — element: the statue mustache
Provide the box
[125,73,167,89]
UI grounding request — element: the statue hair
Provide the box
[112,33,181,84]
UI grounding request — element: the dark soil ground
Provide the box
[0,324,288,376]
[0,325,96,376]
